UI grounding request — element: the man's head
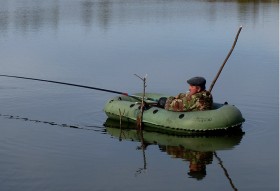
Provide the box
[187,76,206,94]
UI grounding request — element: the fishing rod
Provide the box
[0,74,158,102]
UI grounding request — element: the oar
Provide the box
[208,26,243,93]
[0,74,158,102]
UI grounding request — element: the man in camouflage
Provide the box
[164,77,213,112]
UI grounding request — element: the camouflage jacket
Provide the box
[164,90,213,112]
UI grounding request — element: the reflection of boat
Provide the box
[105,118,243,183]
[104,118,244,152]
[104,93,245,134]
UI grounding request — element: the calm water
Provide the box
[0,0,278,190]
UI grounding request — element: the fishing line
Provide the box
[0,113,105,132]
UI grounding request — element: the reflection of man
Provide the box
[188,163,206,180]
[159,145,213,180]
[186,151,213,180]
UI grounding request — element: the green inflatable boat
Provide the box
[104,93,245,134]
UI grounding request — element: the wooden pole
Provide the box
[134,74,147,130]
[208,26,243,93]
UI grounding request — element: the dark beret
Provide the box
[187,76,206,87]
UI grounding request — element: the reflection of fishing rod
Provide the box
[0,113,105,131]
[214,152,238,191]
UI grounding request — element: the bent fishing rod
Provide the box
[0,74,158,102]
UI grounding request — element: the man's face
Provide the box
[189,85,201,94]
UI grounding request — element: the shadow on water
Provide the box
[104,118,244,189]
